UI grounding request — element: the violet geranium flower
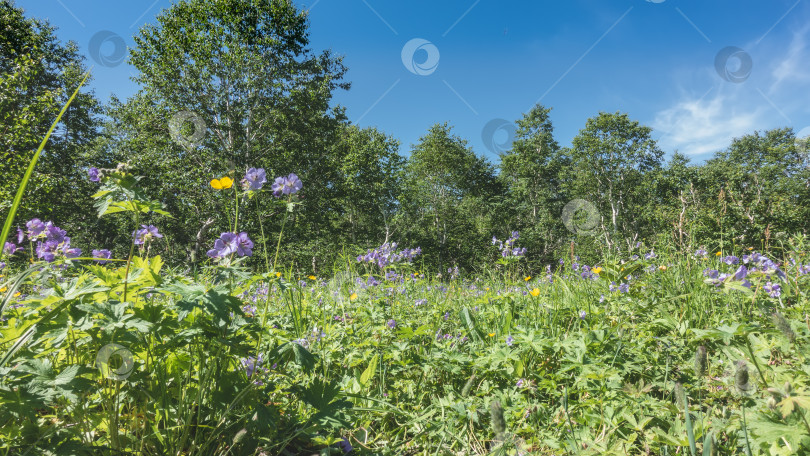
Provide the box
[133,225,162,246]
[92,249,113,264]
[244,168,267,191]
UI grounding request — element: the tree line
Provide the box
[3,0,809,274]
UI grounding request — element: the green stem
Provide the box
[122,223,138,303]
[232,184,239,233]
[256,197,270,273]
[272,196,292,272]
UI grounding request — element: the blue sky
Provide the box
[18,0,810,164]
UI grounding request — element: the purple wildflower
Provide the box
[26,219,46,239]
[88,167,100,182]
[283,173,303,195]
[242,354,263,377]
[619,283,629,293]
[506,335,514,346]
[36,240,59,262]
[722,255,740,265]
[579,310,587,319]
[703,268,720,279]
[763,282,781,298]
[15,227,24,244]
[63,242,81,259]
[133,225,162,246]
[92,249,112,264]
[44,223,67,244]
[207,232,238,259]
[244,167,267,190]
[235,232,253,257]
[3,242,22,255]
[271,176,286,197]
[387,319,396,329]
[339,437,353,453]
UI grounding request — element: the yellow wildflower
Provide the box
[275,272,281,278]
[529,288,540,297]
[350,293,358,301]
[308,275,316,280]
[524,276,532,281]
[592,267,602,274]
[716,251,722,256]
[488,332,495,337]
[210,176,234,190]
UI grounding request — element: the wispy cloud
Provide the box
[653,25,810,158]
[654,92,764,157]
[770,25,810,93]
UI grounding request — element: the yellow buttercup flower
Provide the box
[716,251,722,256]
[210,176,234,190]
[488,332,495,337]
[592,267,602,274]
[308,275,316,280]
[275,272,282,278]
[524,276,532,281]
[529,288,540,297]
[350,293,358,301]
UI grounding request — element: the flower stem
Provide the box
[256,197,270,273]
[272,196,291,272]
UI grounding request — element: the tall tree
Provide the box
[95,0,350,267]
[334,125,404,245]
[398,122,503,270]
[499,104,569,261]
[698,128,810,248]
[0,0,100,229]
[569,111,664,250]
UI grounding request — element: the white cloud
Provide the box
[770,25,810,93]
[654,91,764,157]
[653,26,810,159]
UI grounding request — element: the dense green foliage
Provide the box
[2,0,810,271]
[1,1,810,453]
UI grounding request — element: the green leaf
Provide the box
[359,354,378,388]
